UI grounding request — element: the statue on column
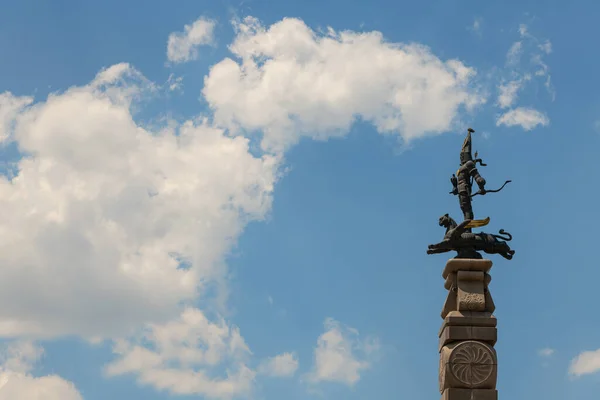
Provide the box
[427,128,514,260]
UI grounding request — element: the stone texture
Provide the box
[439,341,497,391]
[442,311,496,326]
[484,273,491,286]
[444,271,457,290]
[484,289,496,313]
[442,289,459,319]
[438,311,496,336]
[445,272,491,290]
[457,270,486,311]
[443,258,493,280]
[439,326,497,351]
[441,388,498,400]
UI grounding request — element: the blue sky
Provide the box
[0,0,599,399]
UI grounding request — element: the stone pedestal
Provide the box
[439,259,498,400]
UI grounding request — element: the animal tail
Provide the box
[492,229,512,241]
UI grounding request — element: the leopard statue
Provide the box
[427,214,515,260]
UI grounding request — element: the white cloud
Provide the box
[532,54,549,77]
[538,348,555,357]
[307,318,379,386]
[106,308,303,395]
[0,341,43,374]
[469,18,482,36]
[0,341,82,400]
[518,24,528,37]
[0,63,278,339]
[203,16,484,152]
[497,75,530,109]
[166,73,184,92]
[506,41,523,65]
[496,107,549,130]
[105,308,255,398]
[0,93,33,142]
[539,40,552,54]
[167,17,216,63]
[502,24,554,102]
[569,348,600,377]
[258,352,299,377]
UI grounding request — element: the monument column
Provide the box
[426,128,514,400]
[438,258,498,400]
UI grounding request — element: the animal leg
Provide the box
[427,248,450,254]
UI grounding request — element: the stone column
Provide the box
[438,258,498,400]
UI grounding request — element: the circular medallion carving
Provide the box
[448,341,495,387]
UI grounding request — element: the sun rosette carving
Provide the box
[448,341,495,387]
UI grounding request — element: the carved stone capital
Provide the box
[457,270,485,311]
[442,259,495,318]
[443,258,492,280]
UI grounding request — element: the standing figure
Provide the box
[450,128,487,223]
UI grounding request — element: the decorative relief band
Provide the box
[459,292,485,311]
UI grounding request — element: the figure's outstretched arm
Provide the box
[467,163,487,191]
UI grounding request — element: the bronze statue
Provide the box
[450,128,487,224]
[427,214,515,260]
[428,128,514,260]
